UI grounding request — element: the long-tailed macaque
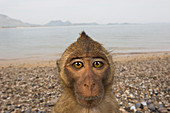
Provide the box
[53,31,120,113]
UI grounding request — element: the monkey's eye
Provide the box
[93,61,104,68]
[72,61,84,69]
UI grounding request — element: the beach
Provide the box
[0,52,170,113]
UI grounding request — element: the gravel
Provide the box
[0,53,169,113]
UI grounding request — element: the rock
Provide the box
[16,78,22,81]
[120,66,127,72]
[155,91,158,96]
[2,94,8,99]
[47,97,58,106]
[124,107,130,112]
[140,101,147,109]
[144,98,148,101]
[147,99,152,104]
[135,103,141,108]
[158,107,168,113]
[120,102,123,106]
[25,108,32,113]
[158,104,163,108]
[9,105,15,111]
[130,106,136,112]
[148,103,156,111]
[119,108,128,113]
[32,84,36,87]
[40,98,43,103]
[16,105,22,109]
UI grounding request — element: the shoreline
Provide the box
[112,51,170,62]
[0,51,169,67]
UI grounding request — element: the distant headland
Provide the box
[0,14,139,28]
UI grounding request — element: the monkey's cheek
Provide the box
[77,97,102,107]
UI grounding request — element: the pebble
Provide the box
[25,108,31,113]
[130,106,136,112]
[135,103,141,108]
[141,101,147,106]
[148,103,156,111]
[158,107,168,113]
[147,99,153,105]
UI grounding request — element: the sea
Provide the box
[0,24,170,60]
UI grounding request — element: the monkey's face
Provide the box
[65,53,111,107]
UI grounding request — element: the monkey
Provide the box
[52,31,120,113]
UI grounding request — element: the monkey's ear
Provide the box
[56,60,60,73]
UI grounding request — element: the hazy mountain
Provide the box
[45,20,99,26]
[0,14,33,27]
[73,22,99,25]
[45,20,72,26]
[107,23,137,25]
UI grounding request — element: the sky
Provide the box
[0,0,170,24]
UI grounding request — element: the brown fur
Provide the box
[53,31,120,113]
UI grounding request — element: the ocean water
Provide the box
[0,24,170,59]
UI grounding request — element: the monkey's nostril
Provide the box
[84,83,95,88]
[84,84,88,87]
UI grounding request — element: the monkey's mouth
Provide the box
[75,93,103,107]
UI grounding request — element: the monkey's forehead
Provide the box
[65,40,108,53]
[63,43,109,59]
[69,52,108,59]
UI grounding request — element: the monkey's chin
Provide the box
[76,94,103,107]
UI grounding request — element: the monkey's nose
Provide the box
[83,83,96,89]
